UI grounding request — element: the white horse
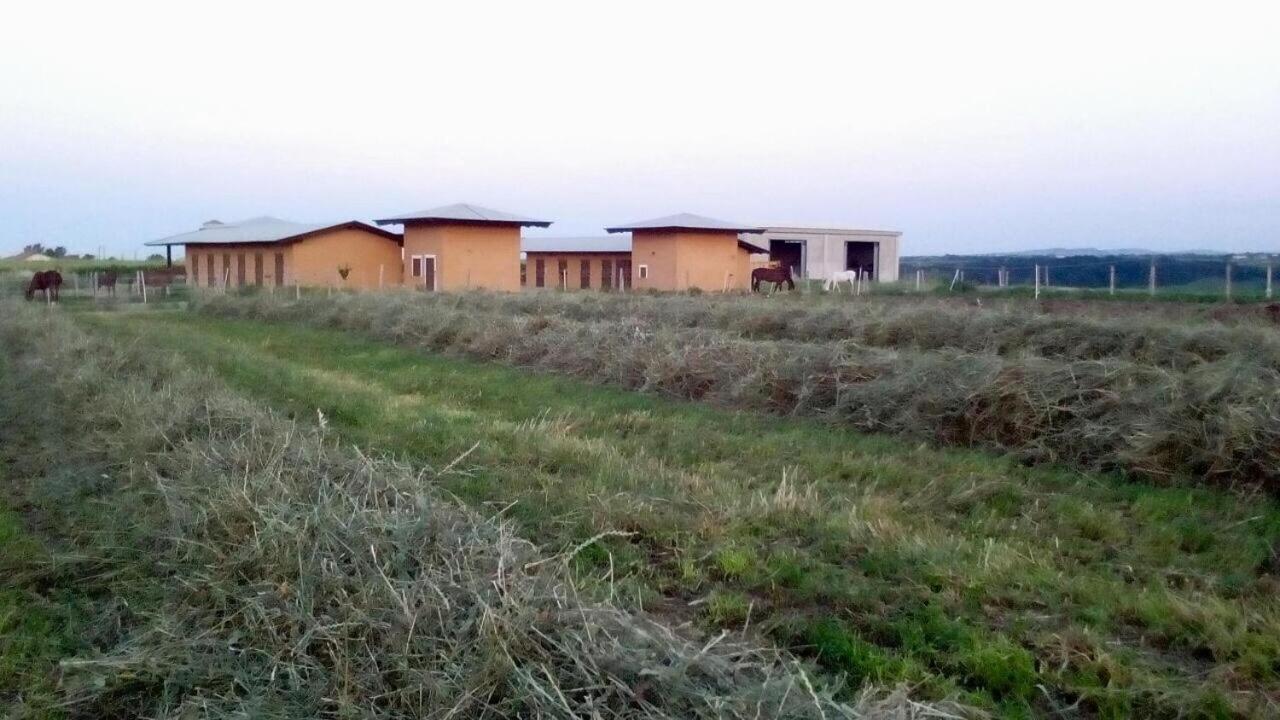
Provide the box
[824,270,861,293]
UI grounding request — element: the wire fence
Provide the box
[900,256,1277,301]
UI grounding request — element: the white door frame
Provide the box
[410,254,438,291]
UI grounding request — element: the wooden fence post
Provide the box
[1034,264,1040,299]
[949,268,961,291]
[1267,262,1274,300]
[1225,262,1232,300]
[1109,265,1116,296]
[140,270,147,304]
[1148,261,1156,297]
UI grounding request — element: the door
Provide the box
[420,256,436,291]
[601,259,613,290]
[236,254,246,286]
[535,258,545,287]
[254,253,264,286]
[206,255,215,287]
[580,259,591,289]
[222,254,231,286]
[557,259,568,289]
[274,253,285,286]
[618,259,632,290]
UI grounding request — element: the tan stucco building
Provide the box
[375,203,552,292]
[146,217,403,290]
[522,236,633,290]
[604,213,765,292]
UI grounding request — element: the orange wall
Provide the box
[402,223,521,291]
[187,244,293,289]
[290,227,402,289]
[630,230,751,291]
[524,252,631,290]
[185,227,400,290]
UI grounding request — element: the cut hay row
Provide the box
[200,293,1280,491]
[0,304,965,718]
[321,289,1280,371]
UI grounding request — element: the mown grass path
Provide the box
[87,311,1280,718]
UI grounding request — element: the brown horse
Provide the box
[97,270,119,296]
[25,270,63,302]
[751,265,795,292]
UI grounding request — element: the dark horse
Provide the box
[97,270,119,296]
[25,270,63,302]
[751,264,795,292]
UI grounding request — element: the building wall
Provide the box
[755,228,902,283]
[185,227,400,290]
[290,227,402,289]
[402,223,521,291]
[523,252,632,289]
[186,243,293,289]
[631,230,751,291]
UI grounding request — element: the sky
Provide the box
[1,1,1278,257]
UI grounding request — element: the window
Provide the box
[638,264,649,280]
[191,253,200,285]
[601,259,612,290]
[535,258,545,287]
[411,256,422,277]
[580,259,590,288]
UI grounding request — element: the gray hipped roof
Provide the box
[522,235,632,253]
[375,203,552,227]
[604,212,764,234]
[145,216,399,247]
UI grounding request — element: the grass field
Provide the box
[5,292,1280,718]
[196,291,1280,491]
[3,304,893,719]
[71,306,1280,717]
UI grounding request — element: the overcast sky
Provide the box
[1,1,1277,257]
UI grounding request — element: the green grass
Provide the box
[80,310,1280,717]
[0,488,89,719]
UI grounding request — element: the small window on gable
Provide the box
[638,264,649,280]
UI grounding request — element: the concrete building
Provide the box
[604,213,765,292]
[522,235,633,290]
[750,226,901,283]
[146,217,403,290]
[376,203,551,292]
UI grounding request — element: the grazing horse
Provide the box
[751,264,795,292]
[25,270,63,302]
[1266,303,1280,325]
[824,270,861,292]
[97,270,119,296]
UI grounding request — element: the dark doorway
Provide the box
[254,253,264,285]
[535,258,545,287]
[601,259,613,290]
[274,253,285,286]
[845,241,876,278]
[769,240,803,278]
[557,259,568,289]
[236,254,246,286]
